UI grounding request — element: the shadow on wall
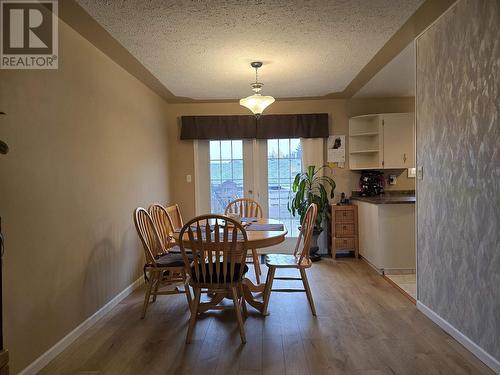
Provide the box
[84,235,115,314]
[83,223,142,315]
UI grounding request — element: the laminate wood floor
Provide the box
[40,258,494,375]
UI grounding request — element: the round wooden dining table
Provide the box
[173,218,287,249]
[172,218,288,314]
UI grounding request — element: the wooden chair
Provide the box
[133,208,191,318]
[179,215,249,344]
[262,203,318,316]
[165,204,183,231]
[149,203,178,253]
[225,198,263,284]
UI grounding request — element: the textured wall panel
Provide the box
[416,0,500,361]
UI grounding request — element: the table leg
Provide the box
[242,278,268,314]
[196,291,226,313]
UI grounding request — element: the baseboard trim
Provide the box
[383,274,416,305]
[359,255,383,274]
[19,276,144,375]
[417,301,500,374]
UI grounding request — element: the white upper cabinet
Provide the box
[382,113,415,169]
[349,113,415,170]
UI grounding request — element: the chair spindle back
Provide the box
[149,203,175,252]
[293,203,318,265]
[179,215,248,287]
[225,198,263,218]
[165,204,184,231]
[134,207,165,265]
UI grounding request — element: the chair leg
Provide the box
[262,266,276,316]
[184,279,193,312]
[231,286,247,344]
[300,268,316,316]
[251,249,261,284]
[152,270,162,302]
[186,287,201,344]
[238,283,247,317]
[141,271,155,319]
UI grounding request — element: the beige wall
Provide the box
[167,97,415,219]
[346,96,414,117]
[0,20,170,373]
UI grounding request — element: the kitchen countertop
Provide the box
[350,191,415,204]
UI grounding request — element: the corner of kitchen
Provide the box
[330,111,417,302]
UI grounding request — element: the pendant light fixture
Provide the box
[239,61,275,117]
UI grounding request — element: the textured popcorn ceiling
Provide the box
[354,42,415,98]
[76,0,424,100]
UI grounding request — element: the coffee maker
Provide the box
[359,171,385,196]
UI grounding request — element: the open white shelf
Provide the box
[349,114,383,169]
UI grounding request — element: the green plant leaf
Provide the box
[287,164,337,228]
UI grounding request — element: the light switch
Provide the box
[417,167,423,180]
[186,174,192,183]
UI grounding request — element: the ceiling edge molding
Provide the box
[59,1,182,103]
[341,0,457,98]
[164,92,345,104]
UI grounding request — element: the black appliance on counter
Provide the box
[359,171,385,196]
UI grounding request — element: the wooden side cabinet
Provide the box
[331,205,359,258]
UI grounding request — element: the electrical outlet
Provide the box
[389,175,397,185]
[186,174,192,183]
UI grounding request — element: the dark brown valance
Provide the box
[180,115,256,140]
[256,114,329,139]
[180,113,329,140]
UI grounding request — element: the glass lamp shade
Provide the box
[239,94,275,116]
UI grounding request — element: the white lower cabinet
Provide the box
[353,200,415,273]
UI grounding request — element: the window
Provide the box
[209,140,243,214]
[267,139,302,237]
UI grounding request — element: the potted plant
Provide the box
[288,165,336,261]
